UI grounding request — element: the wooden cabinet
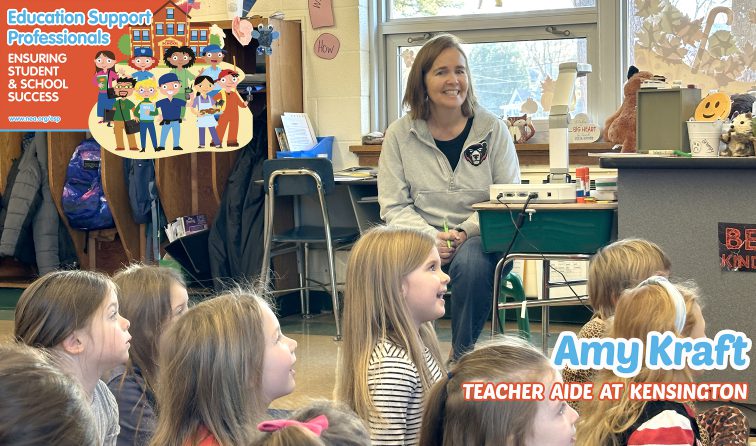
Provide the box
[158,17,303,222]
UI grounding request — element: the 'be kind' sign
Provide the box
[719,222,756,272]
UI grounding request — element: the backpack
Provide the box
[62,139,115,231]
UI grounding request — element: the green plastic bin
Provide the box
[478,208,617,254]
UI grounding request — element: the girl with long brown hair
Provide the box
[15,270,132,446]
[420,337,578,446]
[107,264,189,446]
[149,288,297,446]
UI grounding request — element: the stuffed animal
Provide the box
[603,66,654,153]
[729,94,755,120]
[504,114,535,144]
[720,112,755,157]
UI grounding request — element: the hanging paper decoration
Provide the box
[309,0,334,29]
[252,24,280,55]
[176,0,201,14]
[314,33,340,59]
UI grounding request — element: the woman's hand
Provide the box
[436,229,467,265]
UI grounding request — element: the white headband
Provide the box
[639,275,686,333]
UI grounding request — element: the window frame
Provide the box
[371,0,623,132]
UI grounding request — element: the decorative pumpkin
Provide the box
[694,92,731,121]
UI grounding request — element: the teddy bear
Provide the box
[603,66,654,153]
[720,112,755,157]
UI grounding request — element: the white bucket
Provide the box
[687,120,723,157]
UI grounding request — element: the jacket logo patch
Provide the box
[463,140,488,166]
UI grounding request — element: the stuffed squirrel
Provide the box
[603,66,654,153]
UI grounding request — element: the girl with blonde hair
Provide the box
[563,238,671,387]
[14,270,131,446]
[149,288,297,446]
[576,277,747,446]
[107,264,189,446]
[336,225,448,445]
[419,337,578,446]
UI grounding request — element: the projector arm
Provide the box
[548,62,592,183]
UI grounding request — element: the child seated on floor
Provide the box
[254,400,370,446]
[576,277,749,446]
[107,264,189,446]
[563,238,671,388]
[336,226,448,445]
[15,270,130,446]
[0,341,99,446]
[419,336,579,446]
[149,288,297,446]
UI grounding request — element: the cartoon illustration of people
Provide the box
[199,44,226,97]
[94,50,119,126]
[164,45,197,118]
[111,77,139,151]
[190,75,222,149]
[155,73,186,151]
[214,69,249,147]
[133,78,160,152]
[129,47,158,82]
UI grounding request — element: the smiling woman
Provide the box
[378,33,521,361]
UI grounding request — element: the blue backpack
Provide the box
[62,139,115,231]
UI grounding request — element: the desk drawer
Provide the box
[478,208,617,254]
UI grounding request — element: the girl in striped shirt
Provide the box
[337,226,448,445]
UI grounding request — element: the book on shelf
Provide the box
[281,112,318,151]
[274,127,290,151]
[165,214,208,243]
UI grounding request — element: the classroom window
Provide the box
[166,8,174,20]
[177,24,185,35]
[156,23,164,35]
[380,1,620,128]
[133,30,140,41]
[389,0,595,20]
[191,30,198,41]
[627,0,754,94]
[396,38,589,121]
[142,30,149,40]
[167,24,174,35]
[200,30,207,41]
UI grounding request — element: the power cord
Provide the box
[495,194,591,311]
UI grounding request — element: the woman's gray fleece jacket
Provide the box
[378,106,520,238]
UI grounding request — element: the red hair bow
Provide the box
[257,415,329,436]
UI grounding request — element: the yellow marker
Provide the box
[443,219,452,248]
